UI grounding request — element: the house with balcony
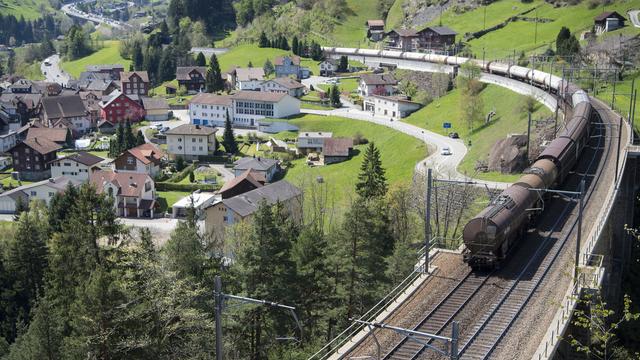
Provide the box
[274,56,310,79]
[176,66,207,93]
[9,137,61,181]
[91,170,157,218]
[120,71,149,96]
[40,95,91,135]
[50,152,104,182]
[166,124,218,161]
[358,74,398,96]
[296,131,333,154]
[366,19,386,41]
[113,143,165,177]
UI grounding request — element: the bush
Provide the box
[189,170,195,183]
[175,156,186,171]
[156,182,219,192]
[168,162,198,183]
[353,132,369,145]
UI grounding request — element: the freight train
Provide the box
[323,47,594,268]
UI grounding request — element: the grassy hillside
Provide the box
[0,0,54,20]
[403,84,552,182]
[218,44,320,74]
[421,0,640,59]
[274,114,427,213]
[329,0,380,46]
[61,41,131,79]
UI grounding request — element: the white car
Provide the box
[440,147,452,156]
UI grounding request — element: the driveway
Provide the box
[629,10,640,28]
[301,107,511,189]
[41,54,71,86]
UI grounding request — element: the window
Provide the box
[199,146,203,151]
[49,192,54,197]
[198,138,203,142]
[30,191,36,196]
[192,138,196,143]
[192,146,196,151]
[127,157,135,165]
[178,145,182,150]
[178,138,182,142]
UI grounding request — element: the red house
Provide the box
[99,90,145,124]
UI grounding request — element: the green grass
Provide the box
[422,0,640,59]
[157,191,191,213]
[0,0,54,20]
[318,78,360,94]
[273,113,427,213]
[403,84,551,182]
[385,0,405,31]
[61,41,131,79]
[330,0,380,47]
[596,70,640,133]
[301,102,333,110]
[218,44,321,75]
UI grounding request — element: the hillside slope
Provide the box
[0,0,55,20]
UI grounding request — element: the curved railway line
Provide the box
[314,47,630,360]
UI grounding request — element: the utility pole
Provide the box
[575,180,584,282]
[632,90,638,144]
[424,168,433,274]
[526,112,532,163]
[534,7,538,44]
[611,70,617,109]
[615,116,623,184]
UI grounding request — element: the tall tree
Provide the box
[222,110,238,154]
[338,55,348,72]
[291,35,299,55]
[195,51,206,66]
[263,59,274,77]
[258,31,269,48]
[124,121,136,150]
[330,84,341,107]
[355,142,387,199]
[136,130,146,146]
[205,53,224,92]
[132,41,144,71]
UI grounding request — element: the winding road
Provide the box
[61,0,132,30]
[629,10,640,28]
[41,54,71,86]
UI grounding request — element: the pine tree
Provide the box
[291,35,299,55]
[263,59,274,77]
[355,142,387,199]
[206,53,224,92]
[13,196,26,221]
[222,110,238,154]
[247,61,253,68]
[258,31,269,48]
[133,131,144,147]
[115,122,125,153]
[132,41,144,71]
[195,51,206,66]
[330,83,341,107]
[338,55,348,72]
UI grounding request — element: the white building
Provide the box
[363,95,422,120]
[297,131,333,153]
[171,191,220,218]
[0,176,80,213]
[41,95,91,134]
[358,74,398,97]
[166,124,218,160]
[231,91,300,128]
[318,59,338,76]
[50,152,104,182]
[230,68,265,90]
[261,77,305,98]
[189,93,232,127]
[0,131,16,153]
[90,170,157,218]
[113,143,165,177]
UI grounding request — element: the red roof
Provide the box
[91,170,152,197]
[219,169,263,194]
[122,143,165,165]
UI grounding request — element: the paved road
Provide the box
[61,0,132,30]
[629,10,640,28]
[301,107,511,189]
[41,54,71,86]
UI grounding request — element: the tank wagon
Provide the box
[323,47,595,268]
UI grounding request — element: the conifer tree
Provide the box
[124,121,136,150]
[330,84,341,107]
[222,110,238,154]
[205,54,224,92]
[258,31,269,48]
[292,35,299,55]
[355,142,387,199]
[263,59,274,77]
[338,55,348,72]
[195,51,206,66]
[136,130,146,146]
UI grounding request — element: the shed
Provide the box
[171,191,220,218]
[594,11,626,33]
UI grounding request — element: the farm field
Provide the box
[272,114,427,214]
[403,84,552,182]
[61,41,131,79]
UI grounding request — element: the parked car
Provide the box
[440,147,452,156]
[448,132,459,139]
[154,123,163,130]
[373,67,384,74]
[159,126,170,133]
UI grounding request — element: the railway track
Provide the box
[379,100,612,360]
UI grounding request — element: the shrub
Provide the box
[156,182,219,192]
[353,132,369,145]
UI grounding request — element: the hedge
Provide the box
[168,163,198,183]
[156,182,220,192]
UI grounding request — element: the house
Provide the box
[40,95,91,135]
[419,26,457,53]
[0,130,16,153]
[218,169,263,199]
[26,127,73,148]
[265,137,289,153]
[227,67,265,90]
[0,177,80,213]
[113,143,165,177]
[83,79,119,96]
[120,71,150,96]
[176,66,207,93]
[171,191,219,218]
[86,64,125,80]
[358,74,398,96]
[165,124,218,161]
[319,59,338,76]
[99,90,146,124]
[233,157,279,182]
[274,56,310,79]
[230,91,300,128]
[363,95,422,120]
[31,81,63,97]
[50,152,104,182]
[164,82,177,95]
[386,29,420,51]
[322,137,353,165]
[79,91,102,126]
[366,19,386,41]
[97,120,116,134]
[189,93,232,127]
[297,131,333,154]
[8,79,33,94]
[594,11,626,34]
[141,97,169,121]
[9,137,61,181]
[90,170,157,218]
[203,180,302,236]
[260,77,305,98]
[0,156,10,170]
[1,93,43,127]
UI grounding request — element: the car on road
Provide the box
[440,147,452,156]
[373,67,384,74]
[448,132,459,139]
[44,60,51,66]
[159,126,170,133]
[153,123,163,130]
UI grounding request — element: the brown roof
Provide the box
[166,124,218,136]
[26,127,70,144]
[235,67,265,82]
[594,11,625,21]
[122,143,165,165]
[268,77,305,89]
[141,97,169,111]
[219,169,263,194]
[20,137,61,155]
[323,137,353,157]
[120,71,149,83]
[391,28,418,37]
[41,95,88,119]
[176,67,207,81]
[367,19,385,27]
[189,93,233,106]
[274,55,301,66]
[423,26,457,36]
[52,151,104,166]
[90,170,152,197]
[231,90,289,102]
[360,73,398,86]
